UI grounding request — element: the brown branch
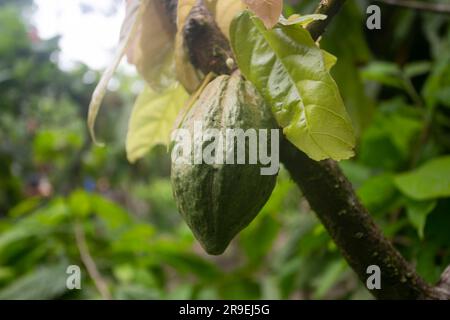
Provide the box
[179,0,450,299]
[307,0,347,41]
[74,222,112,300]
[280,139,441,299]
[375,0,450,15]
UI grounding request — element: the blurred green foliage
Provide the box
[0,0,449,300]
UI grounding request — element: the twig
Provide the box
[74,222,112,300]
[375,0,450,14]
[402,74,425,108]
[300,0,449,300]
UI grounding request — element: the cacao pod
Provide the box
[171,73,278,255]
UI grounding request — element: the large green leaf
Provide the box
[357,173,399,215]
[230,11,355,161]
[126,83,188,163]
[395,156,450,200]
[360,61,404,89]
[320,1,373,135]
[405,198,436,239]
[0,263,69,300]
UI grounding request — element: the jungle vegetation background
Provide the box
[0,0,449,300]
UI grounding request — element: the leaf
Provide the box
[242,0,283,29]
[404,61,432,78]
[0,199,69,253]
[218,277,261,299]
[405,198,436,239]
[395,156,450,200]
[154,249,221,280]
[320,2,373,135]
[112,224,156,253]
[115,285,161,300]
[339,161,372,187]
[176,35,201,94]
[322,50,337,71]
[126,84,189,163]
[8,197,41,217]
[416,242,442,283]
[88,0,143,145]
[423,55,450,108]
[230,11,355,161]
[177,0,197,28]
[175,0,202,93]
[279,14,327,27]
[91,193,133,231]
[68,190,91,218]
[361,61,404,89]
[216,0,246,39]
[359,101,422,170]
[357,173,399,215]
[128,0,176,90]
[0,263,69,300]
[425,199,450,246]
[240,214,280,265]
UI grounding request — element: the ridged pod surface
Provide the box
[171,74,278,255]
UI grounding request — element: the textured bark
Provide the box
[280,138,441,299]
[183,0,235,75]
[176,0,450,300]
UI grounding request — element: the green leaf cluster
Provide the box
[231,11,355,161]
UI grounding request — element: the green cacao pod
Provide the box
[171,73,278,255]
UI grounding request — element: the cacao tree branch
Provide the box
[280,139,440,299]
[183,0,235,75]
[307,0,347,41]
[178,0,450,299]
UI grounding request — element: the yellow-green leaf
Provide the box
[322,50,337,71]
[177,0,196,28]
[216,0,246,39]
[88,0,143,145]
[279,14,327,27]
[175,0,202,93]
[405,198,436,239]
[128,0,176,90]
[230,11,355,161]
[126,84,189,163]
